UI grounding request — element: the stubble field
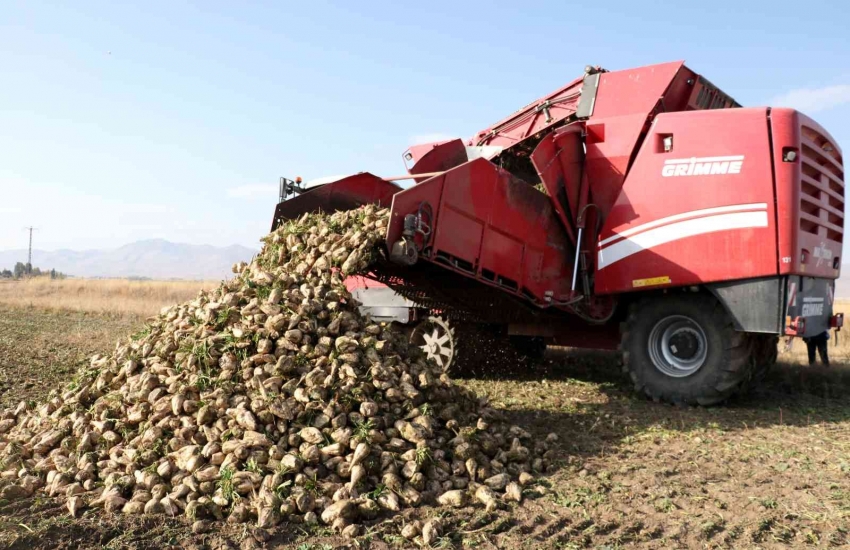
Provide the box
[0,280,848,549]
[0,278,213,317]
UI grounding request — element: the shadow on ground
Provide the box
[459,346,850,456]
[447,349,850,549]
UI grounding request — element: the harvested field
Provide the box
[0,305,143,411]
[0,278,214,317]
[1,300,849,549]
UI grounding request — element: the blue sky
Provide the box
[1,0,849,252]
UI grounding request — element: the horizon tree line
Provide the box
[0,262,66,280]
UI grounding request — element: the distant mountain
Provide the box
[0,239,257,280]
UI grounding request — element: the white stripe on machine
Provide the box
[597,210,768,269]
[599,202,767,247]
[663,155,745,165]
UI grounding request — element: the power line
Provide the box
[23,227,37,271]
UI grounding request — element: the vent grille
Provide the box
[799,125,844,243]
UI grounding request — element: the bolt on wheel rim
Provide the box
[647,314,707,378]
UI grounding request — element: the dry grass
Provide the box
[0,278,216,317]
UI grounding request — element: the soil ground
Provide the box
[1,303,849,549]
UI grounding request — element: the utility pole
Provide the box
[24,226,37,273]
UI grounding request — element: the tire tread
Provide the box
[620,294,761,406]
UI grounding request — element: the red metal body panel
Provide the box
[403,139,468,183]
[583,62,687,221]
[592,62,684,118]
[344,275,387,292]
[386,159,574,304]
[530,124,585,245]
[595,108,778,294]
[271,173,399,230]
[772,109,797,274]
[770,108,844,278]
[583,114,647,226]
[469,76,583,149]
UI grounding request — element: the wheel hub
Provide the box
[421,328,450,362]
[647,315,707,378]
[425,337,439,355]
[410,317,455,371]
[668,330,699,360]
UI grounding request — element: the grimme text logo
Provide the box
[662,155,744,177]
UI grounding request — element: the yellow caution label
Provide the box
[632,276,671,288]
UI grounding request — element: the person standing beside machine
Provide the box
[803,330,831,366]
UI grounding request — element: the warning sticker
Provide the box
[632,276,671,288]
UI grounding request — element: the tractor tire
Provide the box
[620,294,753,406]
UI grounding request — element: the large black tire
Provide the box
[620,294,753,406]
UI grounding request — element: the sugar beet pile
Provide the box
[0,205,557,542]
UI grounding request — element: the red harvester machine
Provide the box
[272,61,845,405]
